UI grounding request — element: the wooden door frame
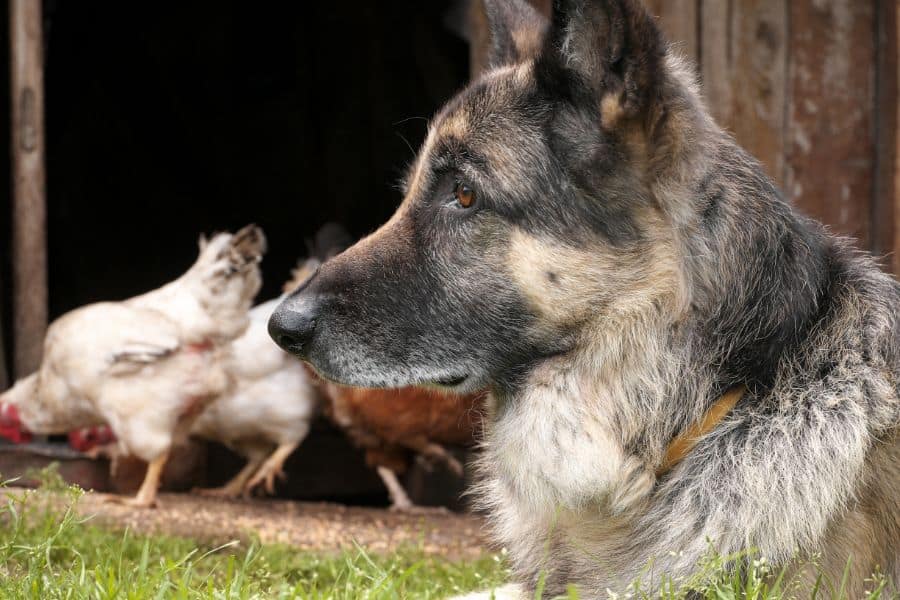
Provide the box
[9,0,48,379]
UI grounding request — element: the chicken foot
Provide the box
[409,440,464,477]
[376,465,415,511]
[107,450,169,508]
[245,441,298,495]
[85,443,123,476]
[194,451,267,499]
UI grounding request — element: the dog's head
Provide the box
[271,0,688,392]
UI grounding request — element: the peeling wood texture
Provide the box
[896,1,900,274]
[651,1,890,259]
[697,0,789,186]
[0,305,7,390]
[699,0,733,125]
[785,1,876,246]
[469,0,491,79]
[0,266,7,390]
[645,0,699,65]
[881,0,900,273]
[10,0,48,376]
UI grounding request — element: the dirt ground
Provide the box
[1,487,491,559]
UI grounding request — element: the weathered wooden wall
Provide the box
[647,0,898,271]
[885,1,899,274]
[472,0,900,273]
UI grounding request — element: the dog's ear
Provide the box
[539,0,665,126]
[483,0,549,68]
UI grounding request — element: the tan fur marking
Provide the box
[507,225,683,330]
[403,123,441,203]
[512,28,544,61]
[600,94,625,129]
[439,111,470,141]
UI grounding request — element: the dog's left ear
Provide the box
[483,0,549,68]
[539,0,665,126]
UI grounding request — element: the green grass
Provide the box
[0,471,895,599]
[0,474,507,599]
[616,549,896,600]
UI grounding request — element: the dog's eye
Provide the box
[454,183,476,209]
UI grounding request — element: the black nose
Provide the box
[268,299,319,356]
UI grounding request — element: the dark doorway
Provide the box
[41,1,469,315]
[1,1,471,506]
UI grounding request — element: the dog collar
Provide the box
[656,386,744,477]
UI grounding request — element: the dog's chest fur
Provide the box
[477,339,679,587]
[489,363,630,514]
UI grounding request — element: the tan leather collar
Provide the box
[656,386,745,477]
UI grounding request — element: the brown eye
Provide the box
[455,183,476,208]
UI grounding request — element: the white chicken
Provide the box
[0,225,266,507]
[190,298,320,498]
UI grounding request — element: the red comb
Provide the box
[0,403,32,444]
[68,425,116,452]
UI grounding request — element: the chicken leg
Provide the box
[376,465,415,511]
[408,439,464,476]
[245,441,298,495]
[108,450,169,508]
[195,451,267,499]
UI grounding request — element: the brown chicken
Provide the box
[318,380,484,510]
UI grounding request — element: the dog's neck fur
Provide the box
[478,310,699,587]
[488,301,709,470]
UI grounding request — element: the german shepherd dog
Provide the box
[270,0,900,596]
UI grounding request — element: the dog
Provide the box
[270,0,900,596]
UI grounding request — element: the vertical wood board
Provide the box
[10,0,48,377]
[785,0,877,245]
[645,0,700,65]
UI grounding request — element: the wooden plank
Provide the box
[0,444,111,492]
[0,292,7,390]
[469,0,491,78]
[881,0,900,272]
[785,0,877,245]
[873,0,897,270]
[644,0,699,65]
[0,263,7,389]
[700,0,788,186]
[699,0,733,127]
[9,0,47,377]
[896,4,900,275]
[730,0,788,186]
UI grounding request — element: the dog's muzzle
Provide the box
[268,294,320,358]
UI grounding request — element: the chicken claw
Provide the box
[417,442,464,477]
[245,441,297,495]
[106,451,169,509]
